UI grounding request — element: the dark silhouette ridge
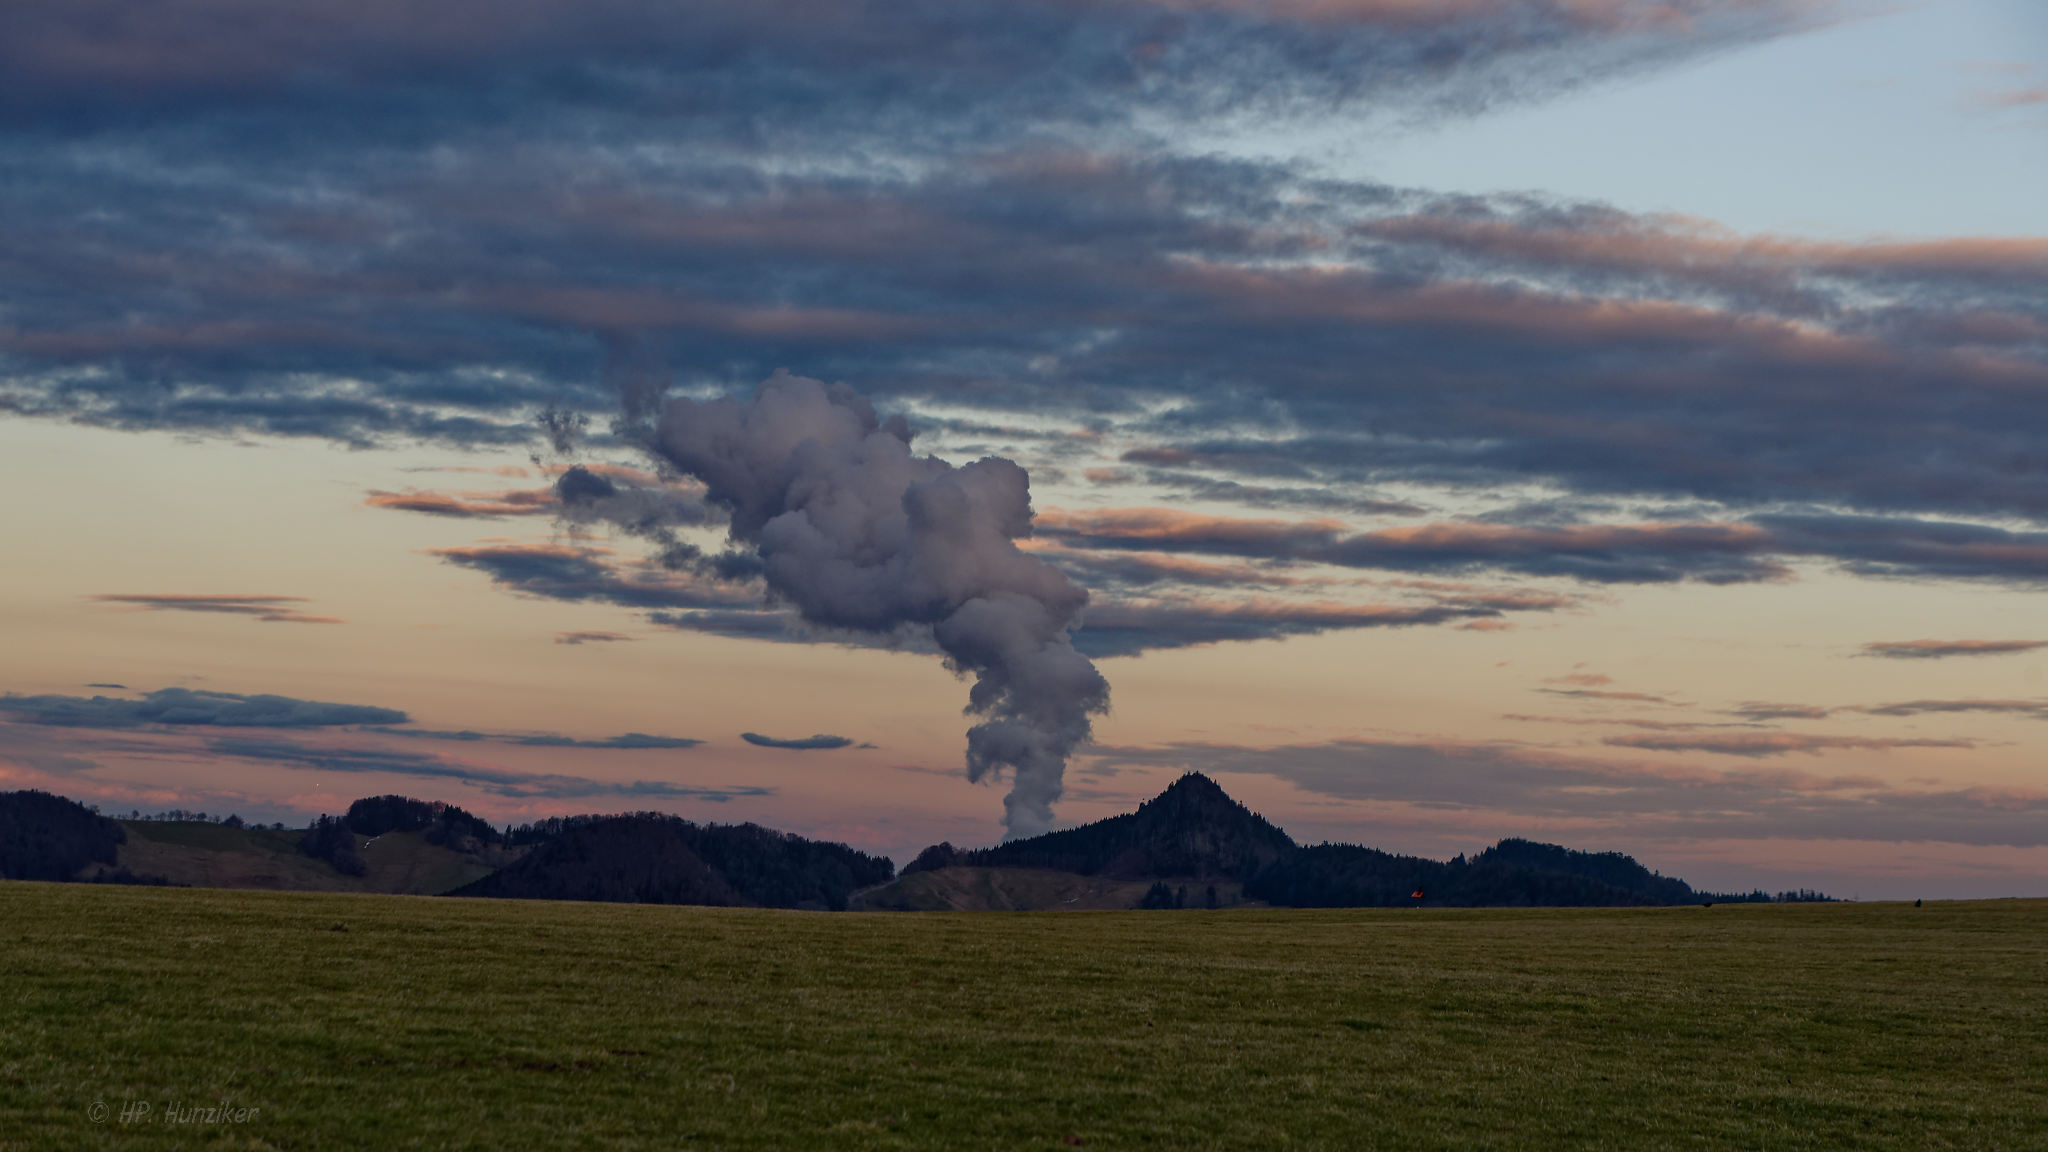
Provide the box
[0,790,125,881]
[0,782,1830,908]
[937,773,1296,882]
[901,773,1827,908]
[448,813,893,910]
[449,816,741,907]
[345,794,499,850]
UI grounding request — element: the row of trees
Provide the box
[1139,883,1223,910]
[298,815,366,876]
[115,809,279,827]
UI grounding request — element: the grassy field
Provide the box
[1,885,2042,1150]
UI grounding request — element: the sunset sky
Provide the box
[3,0,2045,899]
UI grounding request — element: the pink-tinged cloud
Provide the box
[1985,85,2048,108]
[1039,506,1789,583]
[1362,212,2048,284]
[1729,702,1833,720]
[1605,732,1976,758]
[1859,639,2048,660]
[89,594,344,625]
[365,486,556,517]
[1038,507,1349,551]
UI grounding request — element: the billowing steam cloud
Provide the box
[635,371,1109,837]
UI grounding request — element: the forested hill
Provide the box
[448,814,894,911]
[904,773,1297,882]
[1246,841,1701,909]
[889,773,1815,908]
[1,784,1824,909]
[0,790,126,881]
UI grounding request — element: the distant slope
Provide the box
[448,814,894,910]
[1245,843,1689,908]
[115,821,506,894]
[4,783,1808,909]
[888,773,1738,910]
[923,774,1295,882]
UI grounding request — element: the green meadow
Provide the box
[1,884,2042,1151]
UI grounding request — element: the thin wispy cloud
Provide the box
[365,727,702,750]
[1859,639,2048,660]
[89,594,343,625]
[554,630,636,645]
[203,736,764,802]
[741,733,856,751]
[0,688,404,729]
[1603,732,1975,758]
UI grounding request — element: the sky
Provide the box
[1,0,2045,899]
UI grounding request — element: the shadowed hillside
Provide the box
[448,814,894,911]
[2,782,1821,910]
[873,773,1806,911]
[907,773,1295,883]
[0,791,127,882]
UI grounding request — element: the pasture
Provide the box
[1,884,2042,1149]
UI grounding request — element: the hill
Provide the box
[906,773,1295,882]
[1,781,1818,910]
[871,773,1780,910]
[0,790,127,882]
[448,814,894,911]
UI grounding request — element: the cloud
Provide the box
[5,125,2042,587]
[1716,698,2048,723]
[1072,595,1542,657]
[89,594,343,625]
[0,687,701,750]
[1602,732,1974,758]
[203,736,765,801]
[1540,688,1679,705]
[0,687,406,728]
[364,487,556,517]
[1038,508,1792,584]
[512,733,702,750]
[1728,702,1833,721]
[1984,85,2048,109]
[1859,640,2048,660]
[428,544,759,612]
[741,732,855,751]
[1087,737,2048,847]
[364,726,701,750]
[1036,506,2048,588]
[554,630,635,645]
[0,0,1820,123]
[1857,699,2048,720]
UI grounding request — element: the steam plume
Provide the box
[641,371,1108,837]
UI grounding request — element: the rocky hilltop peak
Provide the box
[910,772,1296,883]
